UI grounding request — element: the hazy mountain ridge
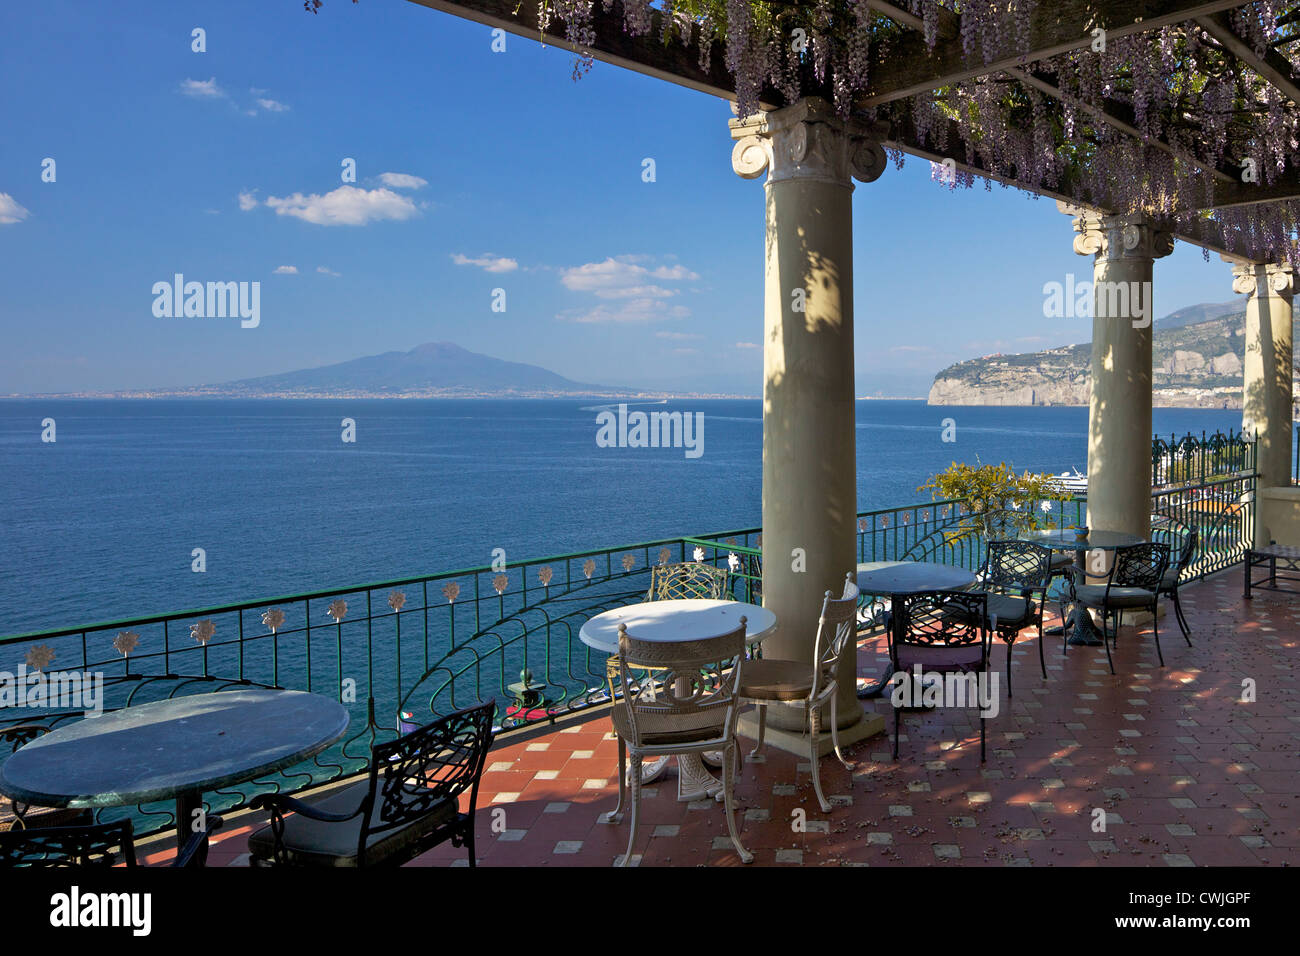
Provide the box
[14,342,747,399]
[928,302,1278,407]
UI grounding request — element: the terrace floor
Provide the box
[159,571,1299,868]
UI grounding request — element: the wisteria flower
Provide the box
[262,608,285,634]
[582,559,596,580]
[190,619,215,645]
[492,574,508,595]
[693,546,706,563]
[326,600,347,623]
[442,582,460,603]
[538,566,554,587]
[388,591,406,612]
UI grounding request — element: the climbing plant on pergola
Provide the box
[312,0,1300,267]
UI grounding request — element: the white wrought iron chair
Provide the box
[605,620,751,865]
[737,572,859,813]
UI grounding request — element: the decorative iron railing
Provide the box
[0,446,1258,839]
[1152,429,1255,488]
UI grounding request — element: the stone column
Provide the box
[730,98,884,735]
[1066,207,1173,540]
[1230,259,1295,489]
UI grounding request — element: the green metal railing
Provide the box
[0,436,1259,838]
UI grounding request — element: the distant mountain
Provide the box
[928,303,1281,408]
[220,342,616,396]
[1155,300,1242,331]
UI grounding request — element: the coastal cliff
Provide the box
[927,306,1287,408]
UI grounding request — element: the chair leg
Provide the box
[620,754,642,867]
[748,703,767,760]
[1172,589,1192,643]
[1151,603,1165,667]
[808,706,831,813]
[605,737,627,824]
[721,744,752,864]
[830,688,852,770]
[1005,637,1015,698]
[1101,611,1116,675]
[892,698,901,760]
[979,710,986,763]
[1037,624,1047,680]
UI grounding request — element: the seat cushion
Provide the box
[984,593,1034,629]
[610,702,727,746]
[247,779,458,868]
[737,658,815,702]
[1049,553,1074,569]
[1073,584,1156,609]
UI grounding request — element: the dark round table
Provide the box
[1019,529,1145,645]
[0,689,350,846]
[855,561,978,697]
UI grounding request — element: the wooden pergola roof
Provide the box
[406,0,1300,264]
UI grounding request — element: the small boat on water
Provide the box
[1052,468,1088,494]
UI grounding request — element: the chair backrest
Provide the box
[646,562,731,601]
[983,540,1051,592]
[811,573,861,702]
[0,820,137,868]
[1150,516,1197,574]
[1111,542,1171,591]
[616,622,746,747]
[892,589,990,663]
[358,701,496,863]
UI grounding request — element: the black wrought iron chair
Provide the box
[889,590,992,762]
[1070,542,1172,673]
[248,702,495,868]
[1151,517,1197,642]
[974,540,1052,696]
[0,724,93,833]
[0,816,222,867]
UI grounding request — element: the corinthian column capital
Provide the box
[729,97,886,187]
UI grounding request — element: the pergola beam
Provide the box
[857,0,1249,108]
[1195,10,1300,104]
[406,0,783,109]
[405,0,1284,261]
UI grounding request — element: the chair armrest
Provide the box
[250,792,365,824]
[173,814,224,868]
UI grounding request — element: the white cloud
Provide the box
[238,190,259,211]
[650,264,700,280]
[263,185,420,226]
[377,172,428,190]
[316,266,341,277]
[557,256,700,322]
[734,342,760,350]
[273,265,298,274]
[180,77,225,99]
[560,299,690,324]
[451,253,518,273]
[256,98,290,112]
[0,194,31,225]
[560,257,694,299]
[656,331,702,340]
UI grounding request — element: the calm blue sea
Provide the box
[0,399,1243,635]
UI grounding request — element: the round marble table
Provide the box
[0,689,349,846]
[1018,530,1145,645]
[581,599,774,801]
[855,561,979,698]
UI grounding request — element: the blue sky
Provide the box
[0,0,1242,397]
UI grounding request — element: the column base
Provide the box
[736,705,884,758]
